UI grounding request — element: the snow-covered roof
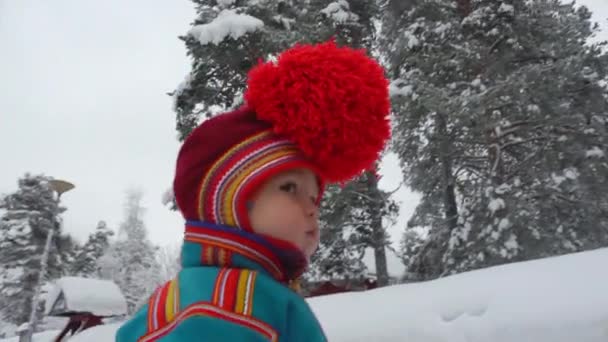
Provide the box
[361,247,406,278]
[45,277,127,317]
[15,323,29,333]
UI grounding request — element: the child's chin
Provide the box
[302,248,315,262]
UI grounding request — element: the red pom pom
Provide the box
[244,41,391,183]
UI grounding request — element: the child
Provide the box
[116,41,391,341]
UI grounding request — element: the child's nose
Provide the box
[308,206,319,218]
[301,196,319,218]
[309,203,320,219]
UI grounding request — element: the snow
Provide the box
[564,167,579,180]
[68,323,122,342]
[582,67,599,81]
[0,330,60,342]
[321,0,359,24]
[551,168,579,185]
[403,31,420,49]
[526,104,540,113]
[26,248,608,342]
[272,15,296,30]
[504,233,518,250]
[389,79,413,98]
[488,27,500,36]
[216,0,235,7]
[487,198,505,215]
[497,218,511,230]
[462,7,492,27]
[494,183,510,195]
[310,248,608,342]
[434,23,451,36]
[0,322,16,339]
[45,277,127,317]
[449,223,471,250]
[161,187,174,206]
[172,73,192,110]
[187,10,264,46]
[498,3,515,16]
[586,146,605,158]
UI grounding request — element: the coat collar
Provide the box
[182,221,307,284]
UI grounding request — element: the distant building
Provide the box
[45,277,127,341]
[305,247,406,297]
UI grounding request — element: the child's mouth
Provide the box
[305,227,318,239]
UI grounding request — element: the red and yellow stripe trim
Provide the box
[184,225,284,281]
[201,244,233,267]
[212,269,257,316]
[147,278,180,333]
[138,302,278,342]
[196,129,308,229]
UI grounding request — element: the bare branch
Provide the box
[346,190,381,203]
[501,136,550,150]
[490,143,501,175]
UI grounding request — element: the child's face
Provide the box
[248,168,321,261]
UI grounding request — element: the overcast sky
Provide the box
[1,0,607,248]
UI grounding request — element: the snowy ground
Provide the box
[0,330,59,342]
[4,248,607,341]
[310,247,608,342]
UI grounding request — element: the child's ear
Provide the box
[246,201,254,211]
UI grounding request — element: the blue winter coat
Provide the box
[115,221,326,342]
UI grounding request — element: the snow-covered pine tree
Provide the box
[98,190,161,314]
[172,0,378,138]
[306,174,399,287]
[173,0,399,287]
[70,221,114,277]
[0,174,72,326]
[398,226,426,282]
[382,0,608,279]
[157,244,181,283]
[305,185,368,286]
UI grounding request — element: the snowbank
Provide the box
[68,323,122,342]
[0,330,59,342]
[310,248,608,341]
[10,248,608,341]
[45,277,127,317]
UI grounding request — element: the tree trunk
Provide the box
[456,0,472,17]
[365,171,390,287]
[24,224,55,340]
[436,113,459,231]
[387,0,417,17]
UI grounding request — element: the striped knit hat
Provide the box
[173,41,391,231]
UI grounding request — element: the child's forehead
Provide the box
[274,168,318,180]
[272,168,321,190]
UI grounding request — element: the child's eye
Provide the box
[279,181,297,194]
